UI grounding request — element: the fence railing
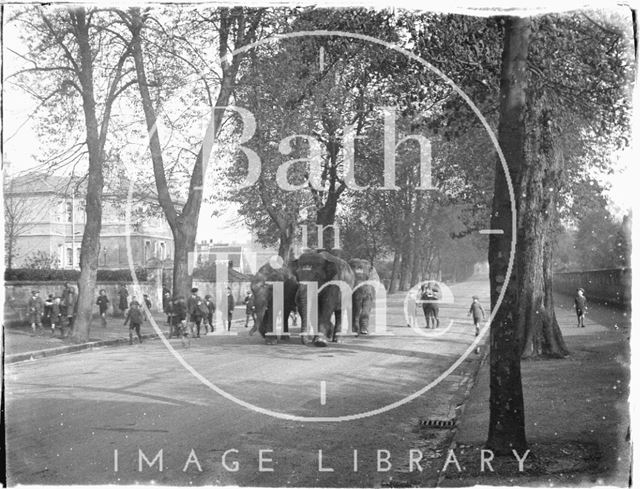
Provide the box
[554,268,631,306]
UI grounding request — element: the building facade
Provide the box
[5,173,174,270]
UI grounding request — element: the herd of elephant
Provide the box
[250,250,380,347]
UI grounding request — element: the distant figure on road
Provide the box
[118,284,129,317]
[96,289,110,327]
[420,281,441,329]
[226,287,235,331]
[244,291,256,329]
[124,299,144,345]
[28,289,44,335]
[467,296,486,336]
[575,288,587,328]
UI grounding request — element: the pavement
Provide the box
[438,293,632,487]
[4,312,251,364]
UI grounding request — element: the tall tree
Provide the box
[124,6,264,295]
[486,16,530,454]
[8,7,136,341]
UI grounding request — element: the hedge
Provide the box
[5,268,148,282]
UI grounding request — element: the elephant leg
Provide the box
[359,296,373,335]
[280,305,292,341]
[331,309,344,343]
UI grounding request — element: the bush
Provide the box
[5,268,148,282]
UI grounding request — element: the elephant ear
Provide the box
[324,257,339,280]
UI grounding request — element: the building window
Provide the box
[66,202,73,223]
[66,247,73,267]
[159,242,166,260]
[76,247,81,267]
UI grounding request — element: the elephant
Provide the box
[293,250,355,347]
[349,258,381,336]
[250,259,299,345]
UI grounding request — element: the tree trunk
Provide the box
[128,8,261,298]
[71,9,105,343]
[519,108,569,358]
[278,223,295,263]
[388,249,400,293]
[486,16,530,455]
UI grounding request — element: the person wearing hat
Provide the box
[187,287,206,338]
[28,290,44,335]
[467,295,486,337]
[575,288,587,328]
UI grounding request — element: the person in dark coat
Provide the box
[204,295,216,333]
[467,296,486,336]
[28,290,44,335]
[575,288,587,328]
[226,287,235,331]
[187,287,206,338]
[124,299,144,345]
[243,291,256,329]
[96,289,110,327]
[63,286,77,334]
[118,284,129,317]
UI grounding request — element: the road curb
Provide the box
[436,340,490,487]
[5,333,160,364]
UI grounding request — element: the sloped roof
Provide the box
[4,172,165,203]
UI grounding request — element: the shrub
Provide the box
[5,268,148,282]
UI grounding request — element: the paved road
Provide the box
[5,277,490,486]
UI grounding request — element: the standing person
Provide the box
[243,291,256,329]
[51,297,63,337]
[173,294,192,348]
[467,295,486,336]
[204,295,216,333]
[124,299,144,345]
[43,294,54,330]
[162,286,172,324]
[575,288,587,328]
[118,284,129,317]
[96,289,110,327]
[187,287,206,338]
[226,287,235,331]
[420,282,441,329]
[63,286,77,335]
[28,290,44,335]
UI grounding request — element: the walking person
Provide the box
[243,291,256,329]
[28,289,44,336]
[118,284,129,317]
[226,287,235,331]
[187,287,206,338]
[467,295,486,336]
[575,288,587,328]
[124,299,144,345]
[96,289,110,327]
[204,295,216,333]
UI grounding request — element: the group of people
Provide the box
[418,281,486,337]
[27,284,77,337]
[161,286,256,347]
